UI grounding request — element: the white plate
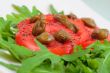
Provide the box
[0,0,110,73]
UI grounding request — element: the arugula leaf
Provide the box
[32,61,64,73]
[35,40,61,66]
[87,59,100,70]
[65,63,79,73]
[49,5,58,14]
[6,14,20,24]
[62,47,90,61]
[5,5,42,27]
[1,5,110,73]
[0,39,20,61]
[0,39,34,61]
[17,53,48,73]
[49,5,64,14]
[8,37,16,44]
[0,61,19,71]
[17,40,61,73]
[9,44,34,60]
[0,50,18,62]
[59,11,64,14]
[31,6,42,16]
[0,17,5,28]
[12,5,31,17]
[97,50,110,73]
[76,60,94,73]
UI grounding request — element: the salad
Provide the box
[0,5,110,73]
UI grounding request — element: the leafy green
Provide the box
[0,61,19,71]
[12,5,31,17]
[31,6,42,16]
[32,61,64,73]
[62,47,90,61]
[0,39,21,61]
[0,39,34,61]
[87,59,99,70]
[49,5,64,14]
[65,63,79,73]
[5,5,42,25]
[49,5,58,14]
[17,54,48,73]
[0,50,18,62]
[17,40,61,73]
[97,50,110,73]
[0,5,110,73]
[59,11,64,14]
[0,18,14,39]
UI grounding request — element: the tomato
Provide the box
[107,34,110,41]
[15,14,110,55]
[16,15,75,55]
[16,32,40,51]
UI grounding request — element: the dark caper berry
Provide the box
[82,18,96,28]
[91,29,109,40]
[32,15,46,36]
[54,30,70,43]
[37,32,54,44]
[66,22,79,33]
[30,16,39,23]
[67,13,77,19]
[54,14,78,33]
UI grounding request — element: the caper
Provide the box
[66,22,79,33]
[54,14,67,24]
[91,29,109,40]
[32,15,46,36]
[82,18,96,28]
[37,32,54,44]
[67,13,77,19]
[30,16,39,23]
[30,15,45,23]
[54,14,78,33]
[54,30,70,43]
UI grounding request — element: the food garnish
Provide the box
[0,5,110,73]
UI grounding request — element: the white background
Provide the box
[0,0,110,73]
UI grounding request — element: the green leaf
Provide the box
[9,44,34,60]
[82,65,93,73]
[3,21,11,33]
[91,40,110,53]
[77,60,94,73]
[87,59,99,70]
[11,13,25,21]
[35,40,61,66]
[49,5,58,14]
[0,39,34,61]
[17,53,49,73]
[17,40,61,73]
[32,61,64,73]
[35,40,48,51]
[65,63,79,73]
[6,14,19,24]
[59,11,64,14]
[8,37,16,44]
[12,5,31,17]
[31,6,42,16]
[0,39,21,61]
[97,50,110,73]
[62,47,90,61]
[0,50,18,62]
[0,61,19,71]
[0,17,5,28]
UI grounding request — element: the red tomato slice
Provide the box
[16,32,40,51]
[15,14,110,56]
